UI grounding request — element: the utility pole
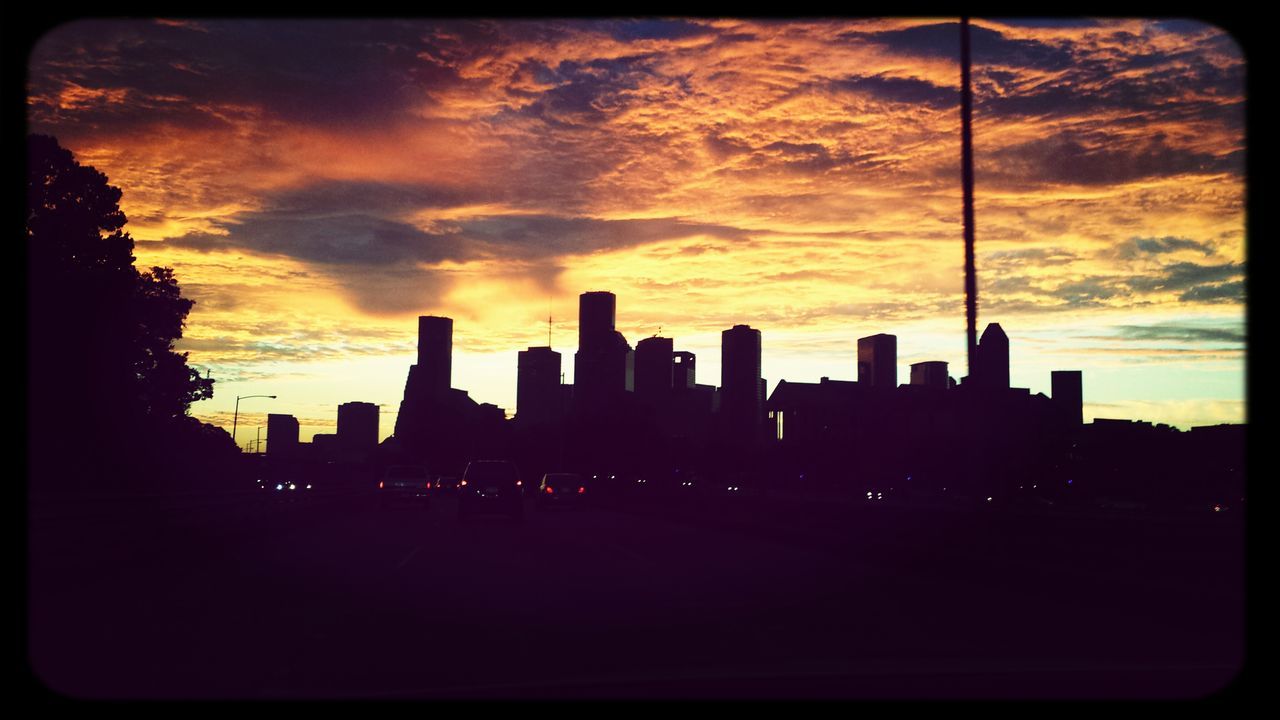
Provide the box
[961,16,979,379]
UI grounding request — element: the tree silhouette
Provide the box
[28,134,228,492]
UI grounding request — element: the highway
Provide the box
[27,486,1244,699]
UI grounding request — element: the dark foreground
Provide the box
[27,486,1244,699]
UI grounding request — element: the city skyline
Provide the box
[26,18,1246,442]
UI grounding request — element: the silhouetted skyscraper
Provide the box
[418,316,453,394]
[857,334,897,388]
[266,413,299,457]
[976,323,1010,389]
[911,361,949,389]
[1051,370,1083,425]
[517,346,563,425]
[573,291,633,408]
[337,401,379,453]
[578,291,616,350]
[635,336,674,401]
[721,324,763,443]
[673,351,696,390]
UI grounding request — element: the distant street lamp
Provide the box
[233,395,276,451]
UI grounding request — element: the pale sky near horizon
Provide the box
[28,18,1246,446]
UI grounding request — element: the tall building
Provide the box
[976,323,1010,389]
[517,346,563,425]
[857,334,897,388]
[1051,370,1083,425]
[417,316,453,394]
[337,401,379,453]
[910,361,949,389]
[721,324,763,443]
[578,291,616,350]
[266,413,299,457]
[673,351,696,390]
[635,336,674,401]
[573,291,633,408]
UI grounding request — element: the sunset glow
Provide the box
[28,18,1246,443]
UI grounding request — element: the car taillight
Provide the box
[545,486,554,494]
[578,486,585,494]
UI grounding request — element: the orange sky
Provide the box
[27,18,1245,445]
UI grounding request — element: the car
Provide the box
[378,465,433,507]
[458,460,524,520]
[537,473,588,510]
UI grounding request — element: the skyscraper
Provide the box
[635,336,674,401]
[573,291,633,408]
[976,323,1010,389]
[673,351,696,390]
[721,324,763,443]
[517,346,563,425]
[1051,370,1083,425]
[337,401,379,453]
[578,291,616,350]
[417,315,453,394]
[266,413,299,457]
[857,334,897,388]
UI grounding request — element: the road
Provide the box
[27,487,1245,699]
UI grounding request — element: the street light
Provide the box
[233,395,276,451]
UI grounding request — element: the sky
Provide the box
[27,18,1246,446]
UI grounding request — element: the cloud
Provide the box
[161,180,755,313]
[1115,236,1215,259]
[1112,323,1245,344]
[828,74,956,110]
[30,19,469,129]
[1178,281,1244,303]
[984,133,1240,187]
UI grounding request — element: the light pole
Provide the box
[233,395,276,452]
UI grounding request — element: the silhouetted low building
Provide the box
[337,401,379,455]
[266,414,300,458]
[910,361,949,389]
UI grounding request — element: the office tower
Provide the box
[721,324,763,442]
[578,291,616,350]
[1051,370,1083,425]
[266,413,300,457]
[857,333,897,388]
[976,323,1010,389]
[573,291,633,408]
[517,346,563,424]
[337,401,379,452]
[417,315,453,393]
[911,361,950,389]
[635,336,675,400]
[673,351,696,390]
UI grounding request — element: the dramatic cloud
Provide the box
[26,17,1246,432]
